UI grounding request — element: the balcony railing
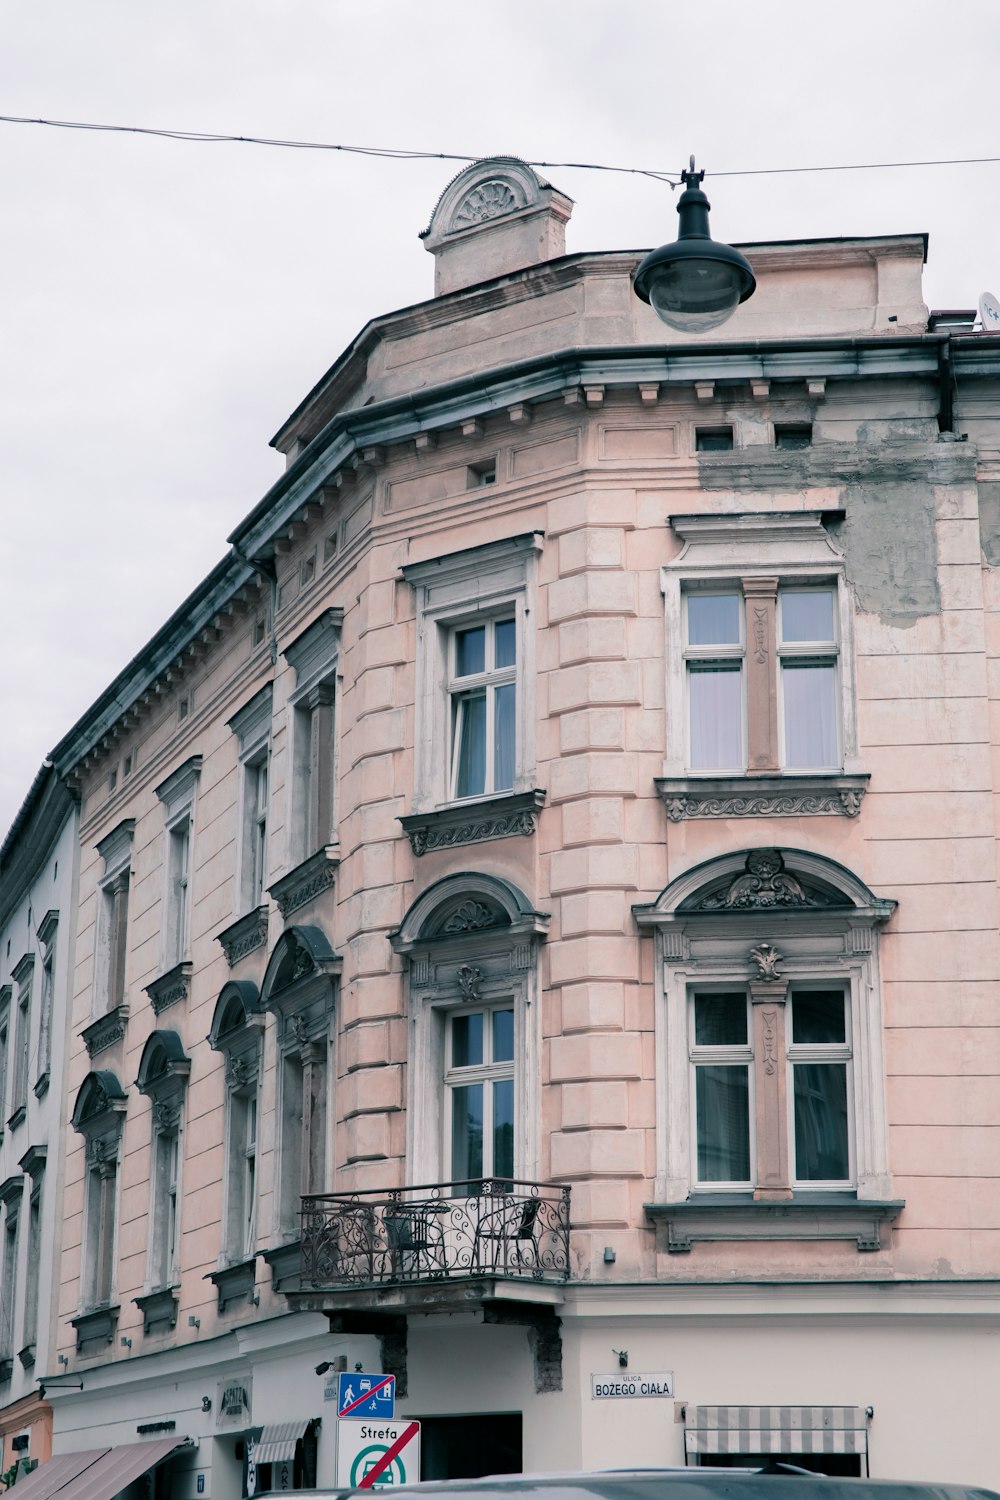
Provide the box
[301,1178,571,1288]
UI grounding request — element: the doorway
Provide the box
[419,1413,522,1480]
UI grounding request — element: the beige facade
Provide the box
[22,157,1000,1493]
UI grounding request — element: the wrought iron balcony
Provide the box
[301,1178,571,1289]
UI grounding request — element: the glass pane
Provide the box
[695,1065,750,1181]
[455,692,486,797]
[689,666,742,769]
[455,625,486,677]
[494,618,516,668]
[694,993,748,1047]
[492,1008,514,1063]
[688,593,740,646]
[792,990,846,1045]
[451,1012,483,1068]
[781,590,834,643]
[451,1084,483,1181]
[493,683,515,791]
[492,1079,514,1180]
[794,1063,849,1180]
[783,663,838,766]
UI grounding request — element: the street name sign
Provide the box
[337,1373,396,1419]
[336,1418,421,1488]
[591,1372,674,1399]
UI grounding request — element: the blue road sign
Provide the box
[338,1372,396,1419]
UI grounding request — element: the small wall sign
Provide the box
[591,1372,673,1399]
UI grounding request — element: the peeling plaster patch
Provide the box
[832,482,939,625]
[978,483,1000,567]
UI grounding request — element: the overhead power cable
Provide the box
[1,112,1000,186]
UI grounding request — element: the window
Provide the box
[0,991,9,1135]
[450,617,517,800]
[467,458,497,488]
[0,1181,21,1370]
[35,912,58,1091]
[683,584,840,772]
[403,533,541,816]
[696,426,733,452]
[634,847,899,1251]
[154,757,202,973]
[774,423,812,449]
[446,1006,515,1184]
[71,1072,127,1311]
[9,957,32,1127]
[93,820,135,1015]
[283,610,342,865]
[660,512,865,819]
[259,927,338,1240]
[228,687,273,912]
[209,985,264,1267]
[690,984,851,1190]
[136,1031,190,1293]
[19,1148,45,1361]
[390,874,547,1187]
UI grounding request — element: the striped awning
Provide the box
[685,1406,868,1457]
[252,1421,309,1465]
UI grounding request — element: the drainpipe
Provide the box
[937,334,955,434]
[233,545,279,665]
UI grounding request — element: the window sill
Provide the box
[0,1357,12,1385]
[5,1105,26,1132]
[71,1303,120,1355]
[645,1193,904,1253]
[262,1238,302,1293]
[81,1005,130,1059]
[269,847,339,920]
[215,906,270,967]
[400,788,547,857]
[144,962,192,1015]
[18,1343,35,1371]
[656,773,869,822]
[33,1071,50,1101]
[206,1256,258,1313]
[134,1286,179,1335]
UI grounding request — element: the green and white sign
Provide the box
[336,1418,421,1489]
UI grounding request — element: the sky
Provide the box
[2,0,1000,834]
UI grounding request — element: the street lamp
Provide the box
[633,158,756,333]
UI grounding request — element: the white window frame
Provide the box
[776,587,842,772]
[93,820,134,1018]
[444,1002,517,1184]
[786,983,855,1189]
[403,534,541,814]
[283,610,342,868]
[36,911,58,1089]
[688,986,755,1190]
[663,513,861,779]
[448,615,518,801]
[154,758,202,973]
[635,849,894,1206]
[0,1184,21,1361]
[228,686,273,912]
[220,1039,262,1267]
[9,956,33,1123]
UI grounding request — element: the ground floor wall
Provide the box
[43,1284,1000,1496]
[0,1389,52,1482]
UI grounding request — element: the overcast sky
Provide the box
[3,0,999,834]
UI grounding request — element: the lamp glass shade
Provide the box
[644,257,747,333]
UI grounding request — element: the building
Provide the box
[0,766,79,1484]
[10,156,1000,1496]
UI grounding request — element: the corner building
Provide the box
[38,158,1000,1495]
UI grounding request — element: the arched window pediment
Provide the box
[136,1030,191,1097]
[634,846,896,928]
[71,1070,127,1136]
[260,925,339,1009]
[390,873,549,955]
[208,981,262,1051]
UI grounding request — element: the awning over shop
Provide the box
[67,1437,192,1500]
[0,1449,110,1500]
[252,1420,311,1465]
[685,1406,869,1458]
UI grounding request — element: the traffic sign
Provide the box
[336,1418,420,1488]
[337,1372,396,1419]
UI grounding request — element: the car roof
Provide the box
[256,1473,1000,1500]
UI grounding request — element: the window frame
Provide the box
[662,512,862,784]
[447,614,518,801]
[228,686,274,914]
[282,610,342,867]
[154,758,202,975]
[444,1002,517,1184]
[9,956,33,1126]
[93,820,135,1018]
[634,847,895,1217]
[71,1073,127,1313]
[403,534,541,815]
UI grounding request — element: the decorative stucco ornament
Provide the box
[453,180,520,229]
[700,848,811,910]
[749,943,783,981]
